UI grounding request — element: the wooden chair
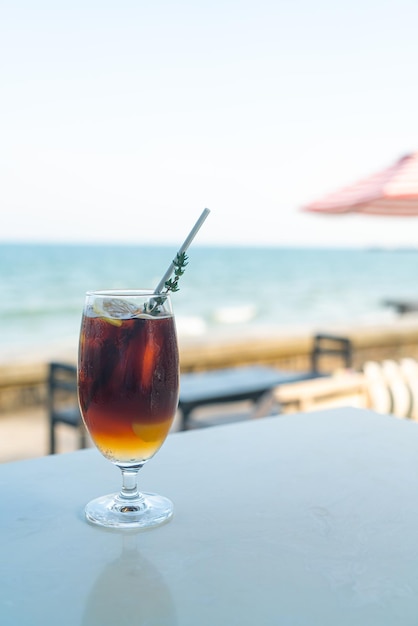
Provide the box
[381,359,412,419]
[362,361,393,415]
[48,362,87,454]
[274,371,368,414]
[398,358,418,420]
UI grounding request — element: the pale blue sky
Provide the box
[2,0,418,247]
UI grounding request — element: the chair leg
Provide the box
[251,391,277,419]
[79,426,87,450]
[50,422,56,455]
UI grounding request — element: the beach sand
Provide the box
[0,406,86,463]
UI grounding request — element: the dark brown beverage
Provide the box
[78,311,179,465]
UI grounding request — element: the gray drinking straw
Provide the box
[154,208,211,294]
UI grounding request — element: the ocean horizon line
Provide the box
[1,240,418,253]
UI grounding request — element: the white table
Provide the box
[1,407,418,625]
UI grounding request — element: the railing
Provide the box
[180,322,418,372]
[0,363,48,412]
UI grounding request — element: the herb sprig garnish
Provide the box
[163,251,189,293]
[144,252,189,315]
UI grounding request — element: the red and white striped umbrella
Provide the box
[303,152,418,216]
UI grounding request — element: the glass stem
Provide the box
[119,466,144,502]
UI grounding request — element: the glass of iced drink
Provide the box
[78,290,179,529]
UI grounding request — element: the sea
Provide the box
[1,242,418,362]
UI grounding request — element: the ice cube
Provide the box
[94,298,140,319]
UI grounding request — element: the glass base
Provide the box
[85,491,174,530]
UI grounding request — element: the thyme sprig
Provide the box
[164,251,189,293]
[144,252,189,315]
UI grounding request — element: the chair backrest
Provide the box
[381,359,412,418]
[48,362,78,405]
[48,362,85,454]
[362,360,393,415]
[311,334,352,374]
[399,358,418,420]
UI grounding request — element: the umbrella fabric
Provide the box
[303,152,418,216]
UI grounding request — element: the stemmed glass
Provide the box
[77,290,179,529]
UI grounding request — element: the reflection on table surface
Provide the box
[82,533,177,626]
